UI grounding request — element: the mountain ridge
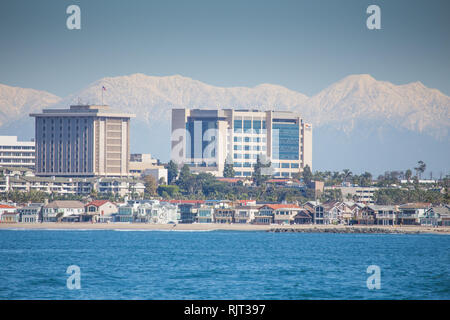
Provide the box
[0,73,448,173]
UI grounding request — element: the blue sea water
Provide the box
[0,229,448,300]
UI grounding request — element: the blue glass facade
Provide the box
[185,120,217,161]
[272,122,299,160]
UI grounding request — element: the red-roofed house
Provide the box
[0,204,18,223]
[84,200,118,222]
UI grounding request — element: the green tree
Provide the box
[143,175,157,196]
[90,188,98,199]
[167,160,179,184]
[302,165,313,185]
[177,164,198,195]
[223,161,235,178]
[414,161,426,179]
[342,169,352,183]
[360,172,373,187]
[252,155,271,186]
[157,185,180,198]
[405,169,412,182]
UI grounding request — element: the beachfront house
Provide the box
[322,201,343,225]
[135,201,179,224]
[84,200,118,223]
[368,205,398,226]
[177,202,200,224]
[257,204,302,225]
[0,204,17,223]
[253,205,274,225]
[421,205,450,227]
[115,201,141,222]
[353,206,376,225]
[18,203,43,223]
[1,204,19,223]
[398,203,431,225]
[196,206,214,223]
[42,200,85,222]
[233,205,259,224]
[304,201,325,224]
[214,208,235,224]
[1,211,19,223]
[292,209,313,224]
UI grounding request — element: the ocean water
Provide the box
[0,229,448,300]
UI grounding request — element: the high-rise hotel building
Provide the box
[30,105,135,177]
[171,109,312,178]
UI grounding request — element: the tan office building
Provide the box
[30,105,135,177]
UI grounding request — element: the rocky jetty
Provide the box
[268,227,424,234]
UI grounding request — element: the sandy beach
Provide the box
[0,222,449,234]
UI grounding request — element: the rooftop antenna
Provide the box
[101,85,106,105]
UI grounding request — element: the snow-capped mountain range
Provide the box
[0,73,449,174]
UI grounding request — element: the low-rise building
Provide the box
[84,200,118,222]
[398,203,431,225]
[43,200,85,222]
[18,203,43,223]
[134,201,179,224]
[326,186,378,204]
[0,136,35,169]
[234,205,259,224]
[96,178,145,197]
[1,211,19,223]
[0,166,34,177]
[129,154,168,183]
[115,200,142,222]
[367,205,398,226]
[196,206,214,223]
[1,204,18,222]
[258,204,302,225]
[353,206,376,225]
[167,200,204,223]
[304,201,325,224]
[214,208,235,224]
[421,205,450,227]
[292,209,313,224]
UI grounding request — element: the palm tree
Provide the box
[342,169,352,184]
[414,161,426,179]
[405,169,412,182]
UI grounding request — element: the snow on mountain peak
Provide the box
[0,73,448,140]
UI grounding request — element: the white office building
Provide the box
[0,136,35,169]
[171,108,312,178]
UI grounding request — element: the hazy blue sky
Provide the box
[0,0,449,97]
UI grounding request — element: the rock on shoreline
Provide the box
[268,227,424,234]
